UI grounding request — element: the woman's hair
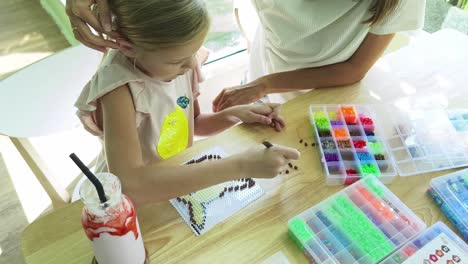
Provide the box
[364,0,400,25]
[109,0,210,50]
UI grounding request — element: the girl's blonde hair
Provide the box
[109,0,210,50]
[365,0,400,25]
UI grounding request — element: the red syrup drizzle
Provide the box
[82,194,139,241]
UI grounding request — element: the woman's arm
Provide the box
[101,85,298,206]
[264,33,395,92]
[213,33,395,111]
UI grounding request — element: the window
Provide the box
[204,0,247,64]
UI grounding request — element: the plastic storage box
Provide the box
[310,104,397,185]
[448,109,468,132]
[427,169,468,241]
[288,176,426,264]
[310,104,468,185]
[384,106,468,177]
[381,221,468,263]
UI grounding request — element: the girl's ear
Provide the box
[118,42,137,58]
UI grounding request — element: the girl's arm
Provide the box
[213,33,395,111]
[101,85,299,206]
[193,100,285,136]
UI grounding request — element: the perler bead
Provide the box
[340,107,357,124]
[321,140,336,150]
[288,218,315,250]
[337,140,352,148]
[333,128,348,138]
[357,152,373,161]
[315,118,331,131]
[344,176,359,185]
[359,116,374,125]
[349,129,362,136]
[325,153,339,162]
[327,196,394,261]
[330,120,344,126]
[368,141,383,154]
[319,130,332,137]
[403,246,417,256]
[360,164,379,176]
[313,111,327,119]
[353,140,367,149]
[374,154,385,160]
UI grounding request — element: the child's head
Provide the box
[109,0,210,81]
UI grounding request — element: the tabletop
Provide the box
[21,30,468,264]
[0,44,101,138]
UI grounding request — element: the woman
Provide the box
[66,0,425,110]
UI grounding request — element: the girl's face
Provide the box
[134,34,206,82]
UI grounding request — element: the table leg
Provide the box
[10,137,69,209]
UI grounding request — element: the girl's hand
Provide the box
[227,103,285,131]
[213,78,267,112]
[233,144,300,179]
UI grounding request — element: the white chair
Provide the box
[0,45,102,209]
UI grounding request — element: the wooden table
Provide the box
[21,30,468,264]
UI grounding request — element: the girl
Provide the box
[212,0,426,110]
[74,0,300,206]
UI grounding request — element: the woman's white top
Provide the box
[249,0,426,103]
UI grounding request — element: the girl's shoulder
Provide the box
[75,50,146,112]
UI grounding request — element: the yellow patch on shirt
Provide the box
[157,106,189,159]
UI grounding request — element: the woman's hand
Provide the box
[226,103,285,132]
[213,78,267,112]
[66,0,122,52]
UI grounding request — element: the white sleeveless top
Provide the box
[75,49,201,173]
[249,0,426,103]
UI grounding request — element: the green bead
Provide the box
[369,142,384,154]
[288,218,315,250]
[364,176,385,197]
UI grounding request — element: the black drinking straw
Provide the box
[262,141,273,148]
[69,153,107,204]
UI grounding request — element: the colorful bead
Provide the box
[374,154,385,160]
[333,128,348,138]
[360,164,379,176]
[321,140,336,150]
[357,152,373,161]
[319,130,332,137]
[359,116,374,125]
[328,112,337,120]
[327,196,394,261]
[325,153,339,162]
[403,245,417,256]
[344,169,359,185]
[368,141,383,154]
[341,106,358,124]
[337,140,352,148]
[349,129,362,136]
[288,218,315,250]
[313,111,327,119]
[315,118,331,131]
[353,140,367,149]
[330,120,344,125]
